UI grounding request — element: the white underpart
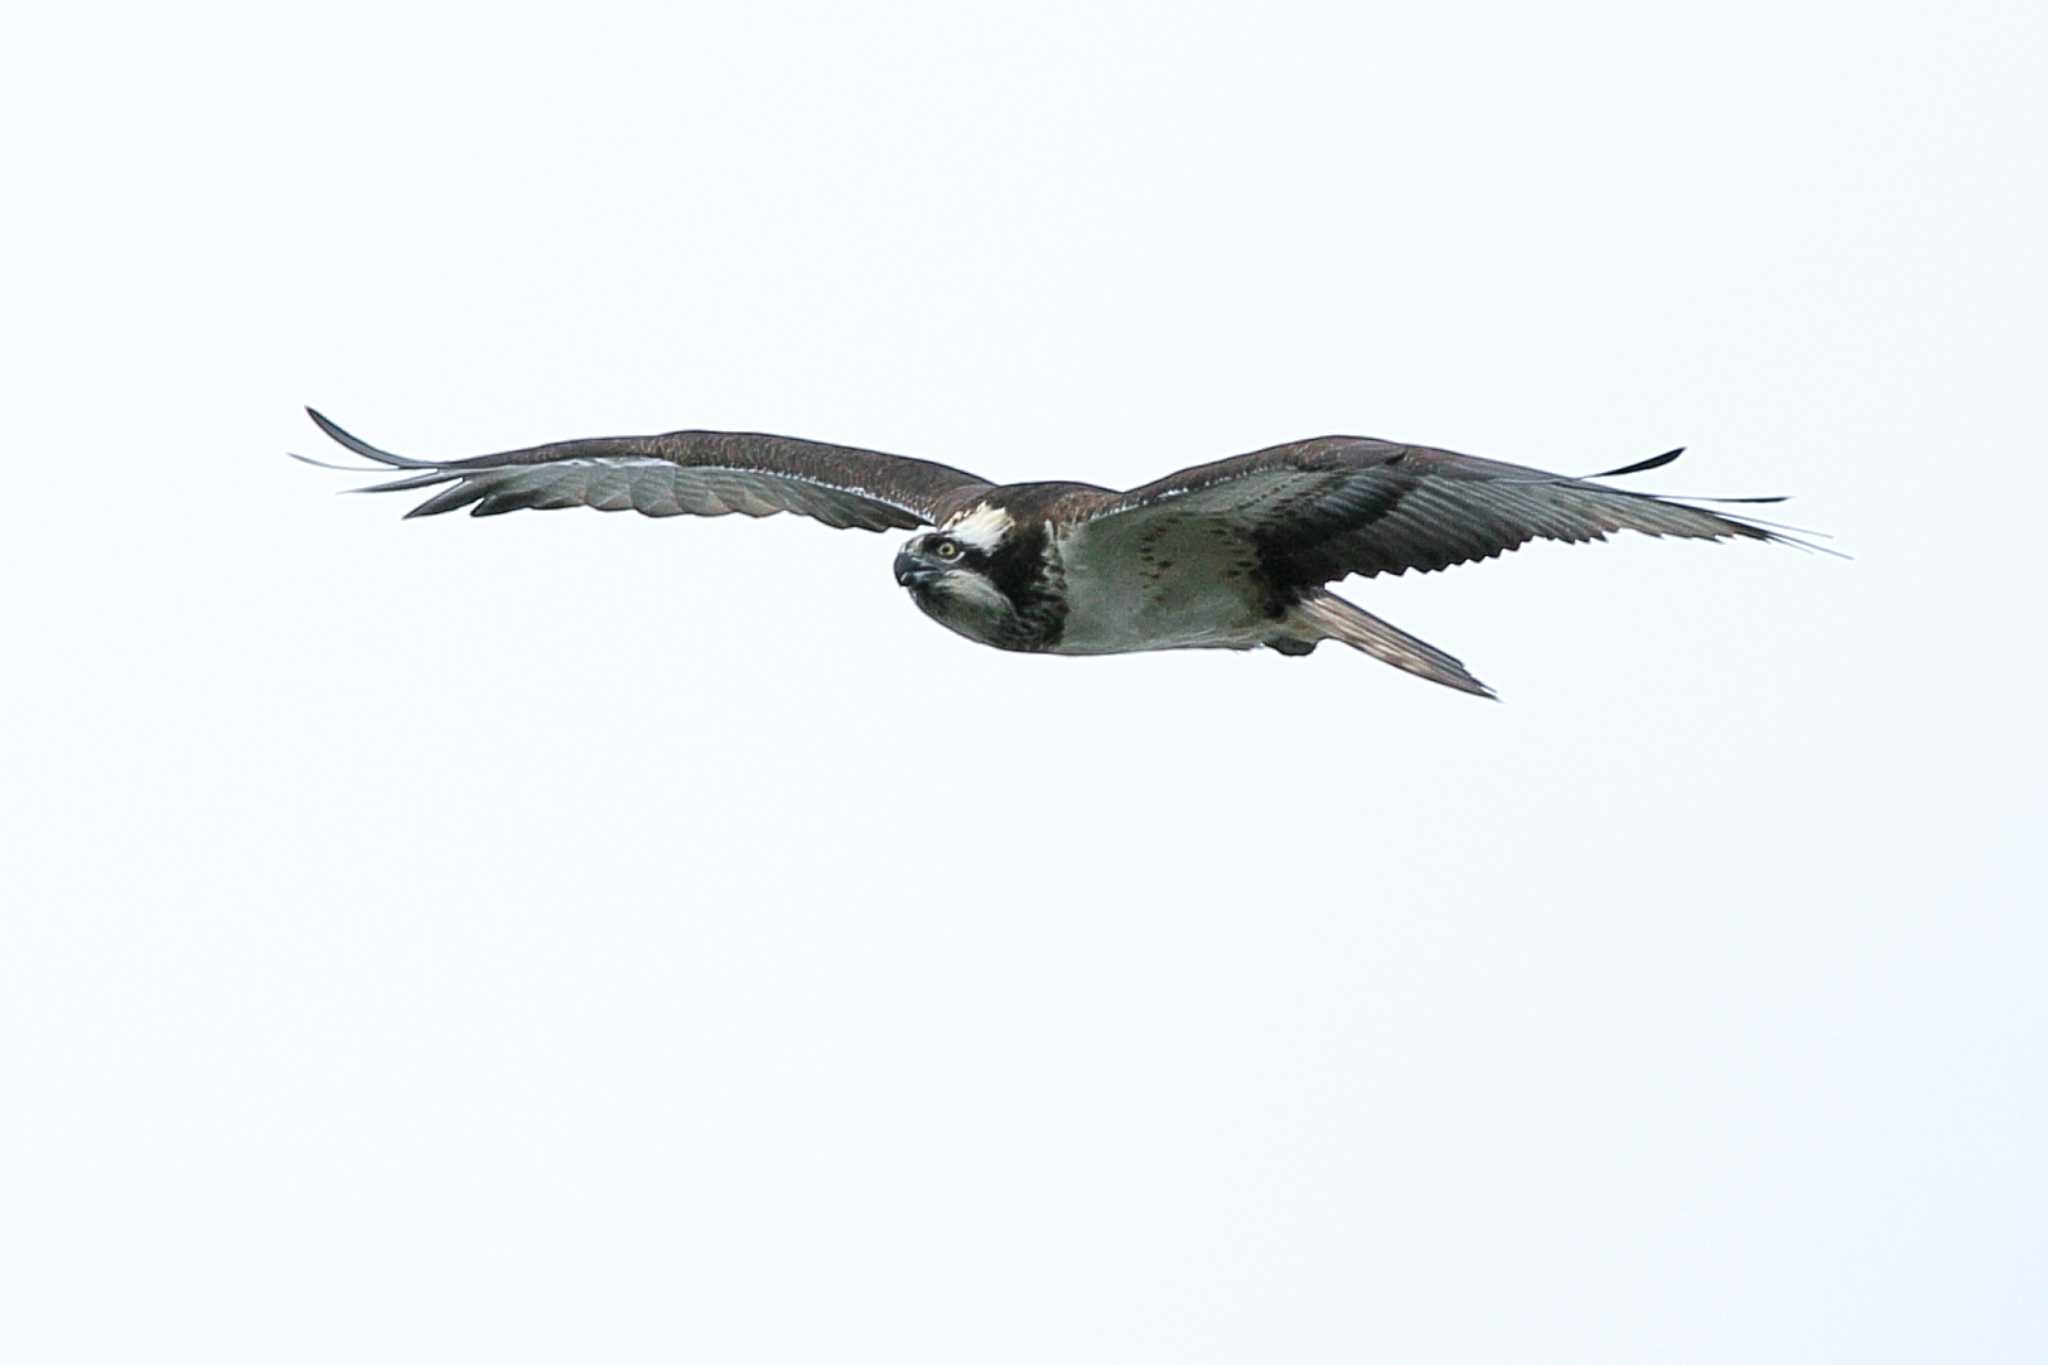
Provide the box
[943,502,1015,551]
[927,568,1013,616]
[1050,514,1274,654]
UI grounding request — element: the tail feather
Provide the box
[1282,590,1496,699]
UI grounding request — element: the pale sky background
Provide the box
[4,2,2044,1361]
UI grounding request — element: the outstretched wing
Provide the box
[1086,436,1818,584]
[294,409,996,532]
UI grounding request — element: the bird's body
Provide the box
[1054,499,1278,655]
[296,412,1821,697]
[901,489,1300,656]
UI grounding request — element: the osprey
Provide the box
[295,409,1820,697]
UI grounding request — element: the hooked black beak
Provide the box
[894,550,932,588]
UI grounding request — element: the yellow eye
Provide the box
[933,539,961,560]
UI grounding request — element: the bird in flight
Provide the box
[295,410,1821,698]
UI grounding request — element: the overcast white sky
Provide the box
[5,2,2044,1360]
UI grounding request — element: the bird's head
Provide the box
[893,504,1026,646]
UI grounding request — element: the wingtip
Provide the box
[303,408,432,467]
[287,449,385,472]
[1588,446,1687,480]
